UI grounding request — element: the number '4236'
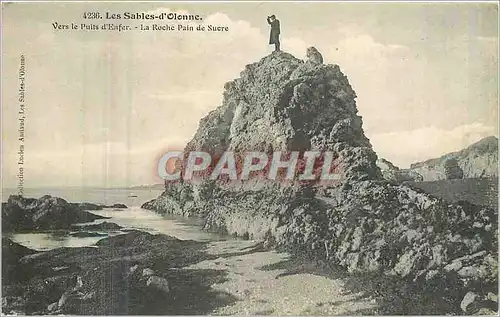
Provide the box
[83,12,102,19]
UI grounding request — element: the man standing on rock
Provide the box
[267,15,280,52]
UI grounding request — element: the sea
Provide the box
[2,187,226,251]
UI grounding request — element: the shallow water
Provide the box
[7,231,120,250]
[3,187,226,251]
[88,207,228,241]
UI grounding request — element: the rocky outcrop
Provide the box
[2,231,221,315]
[108,203,128,209]
[143,48,498,314]
[408,136,498,181]
[143,48,381,216]
[2,195,108,232]
[70,202,128,210]
[181,49,381,182]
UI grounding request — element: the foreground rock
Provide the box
[2,231,232,315]
[143,48,498,314]
[2,239,38,285]
[2,195,109,232]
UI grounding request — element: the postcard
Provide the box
[1,1,498,315]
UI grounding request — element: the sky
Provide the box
[2,2,498,188]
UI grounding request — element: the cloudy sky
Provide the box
[2,2,498,188]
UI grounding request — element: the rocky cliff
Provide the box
[408,136,498,181]
[144,49,498,314]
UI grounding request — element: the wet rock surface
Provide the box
[143,49,498,314]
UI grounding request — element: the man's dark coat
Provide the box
[267,17,280,44]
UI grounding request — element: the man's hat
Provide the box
[270,14,276,19]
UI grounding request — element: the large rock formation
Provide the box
[143,49,498,314]
[183,49,380,182]
[2,195,108,232]
[407,136,498,181]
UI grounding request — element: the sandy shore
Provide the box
[186,239,378,315]
[5,225,492,315]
